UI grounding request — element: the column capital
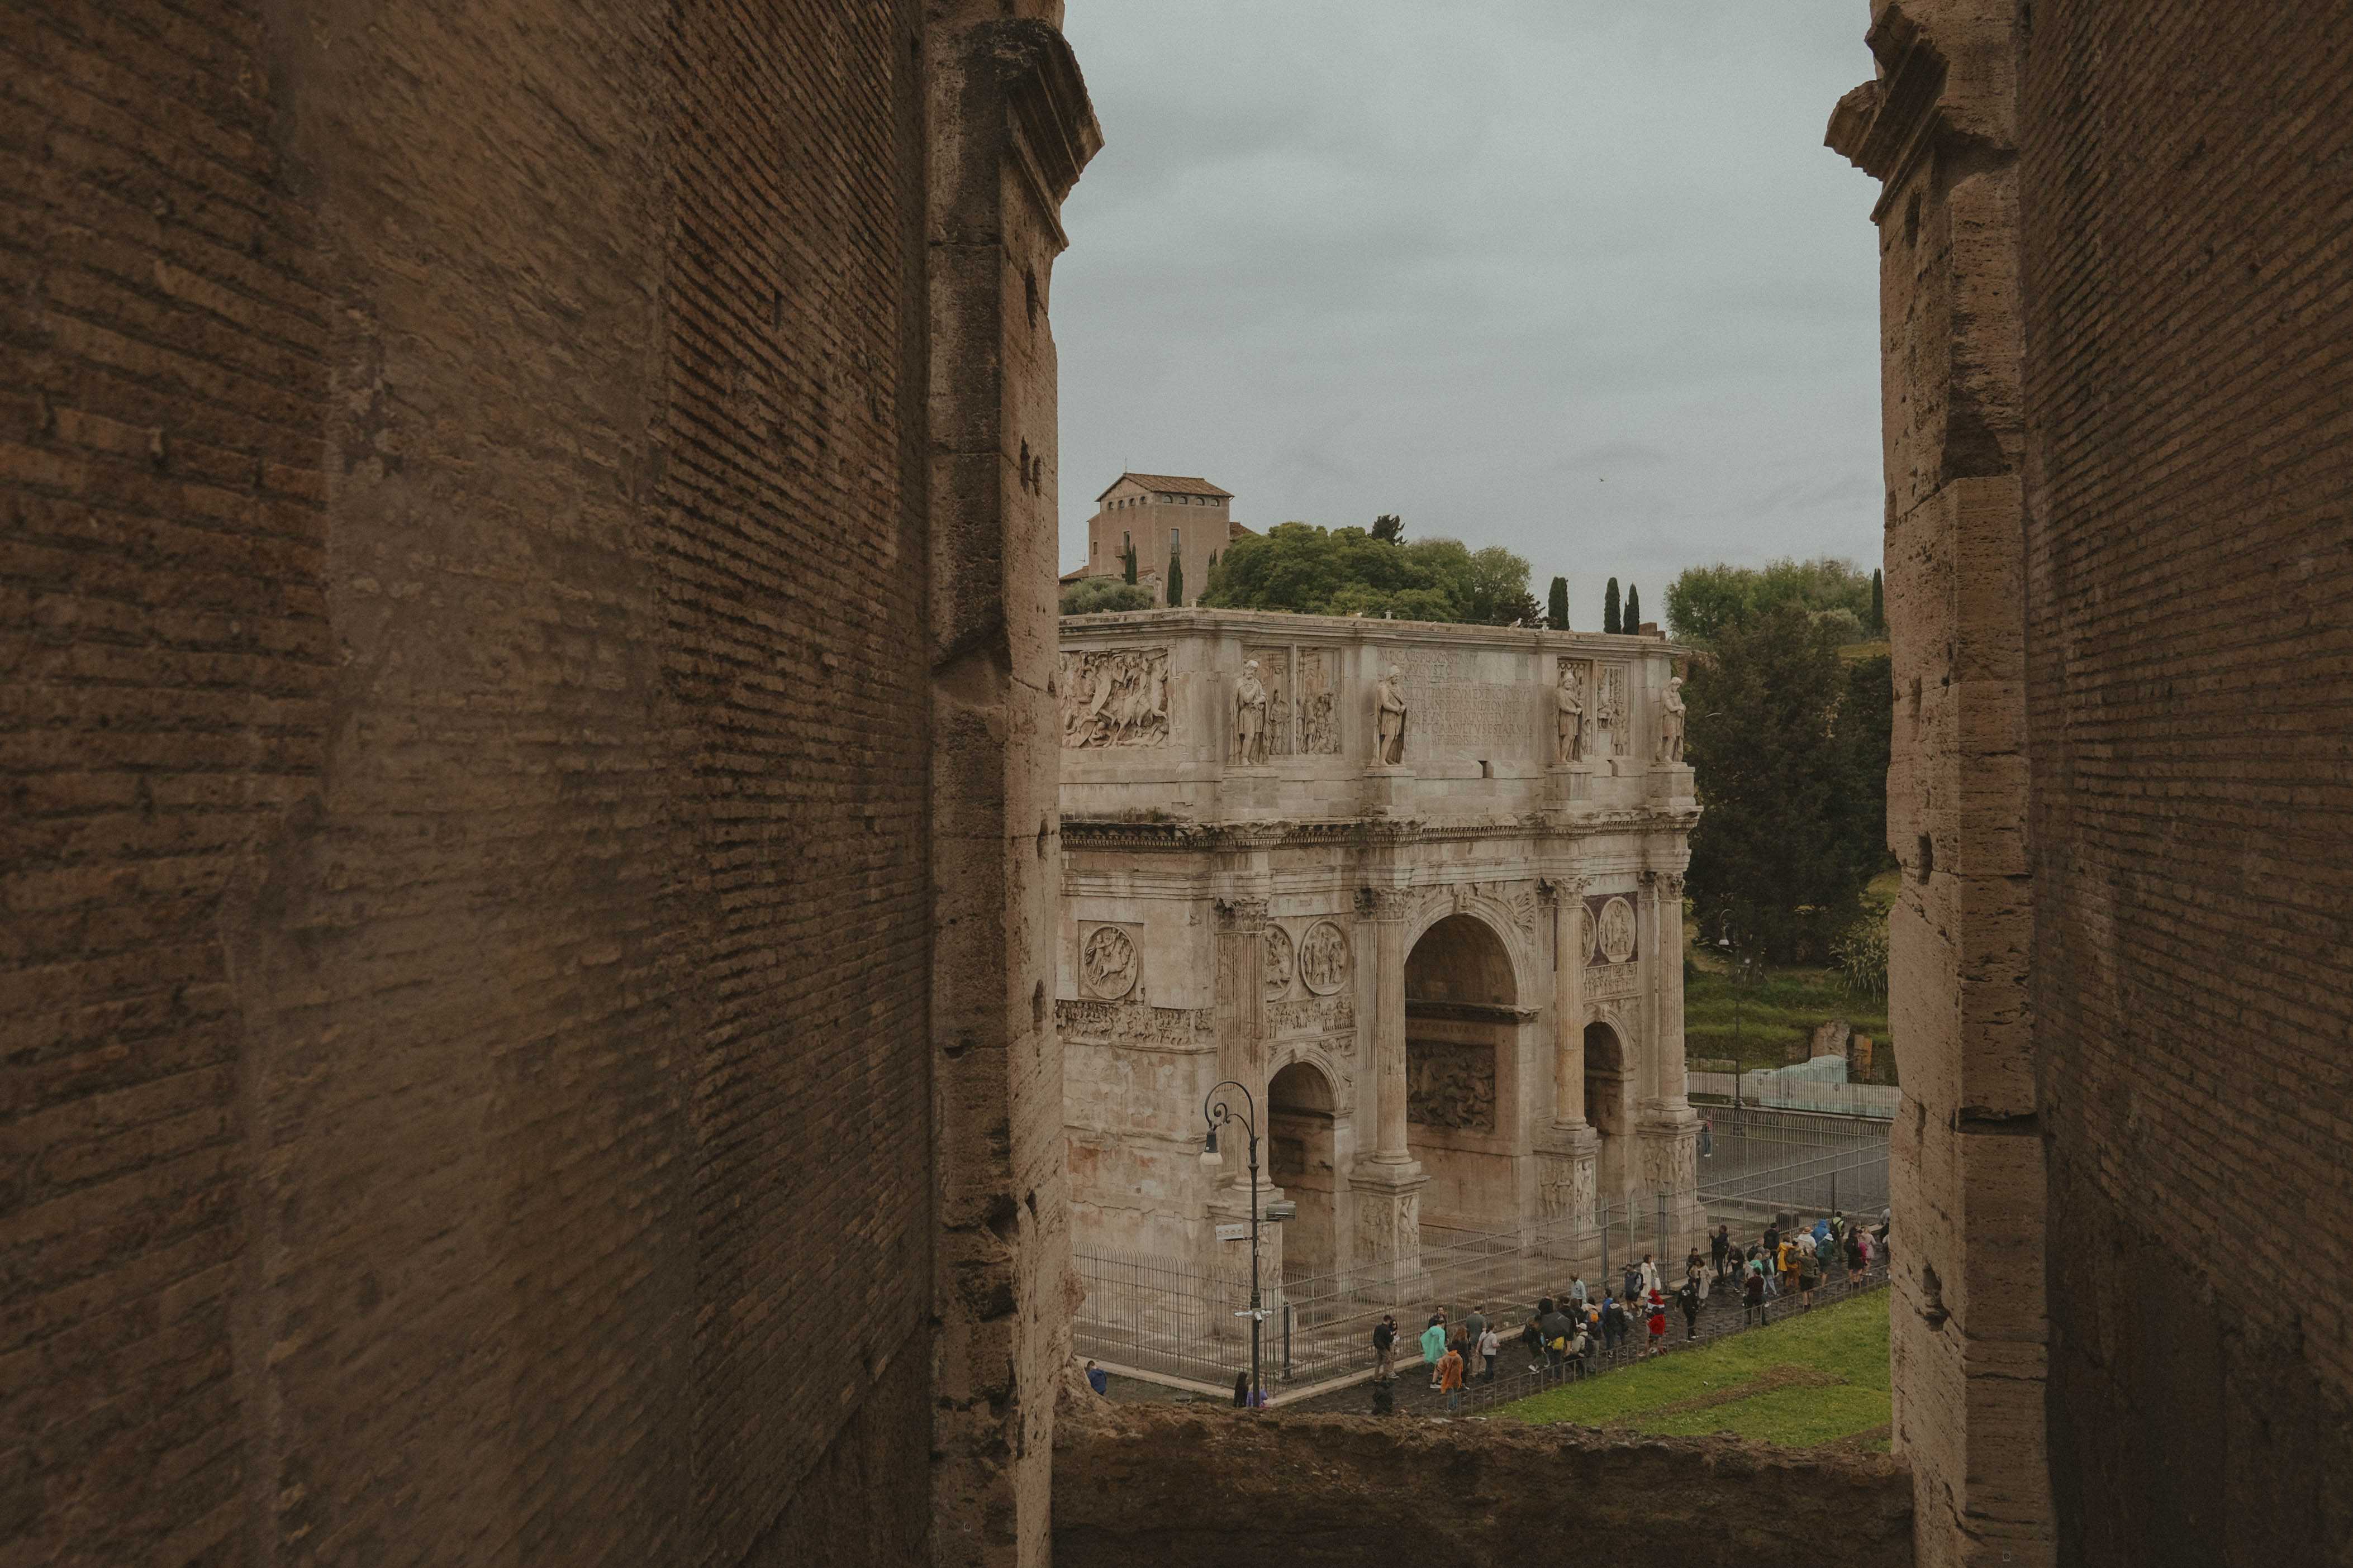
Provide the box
[1356,885,1416,923]
[1214,895,1270,933]
[1538,874,1590,905]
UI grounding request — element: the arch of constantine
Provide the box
[1057,609,1704,1289]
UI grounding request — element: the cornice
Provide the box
[1059,808,1696,854]
[1824,3,1948,220]
[1058,605,1694,661]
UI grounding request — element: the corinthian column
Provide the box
[1362,886,1414,1162]
[1655,871,1689,1107]
[1549,876,1591,1128]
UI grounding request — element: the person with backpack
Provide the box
[1621,1260,1641,1304]
[1522,1298,1552,1371]
[1371,1314,1397,1383]
[1798,1233,1822,1306]
[1644,1291,1668,1355]
[1677,1278,1702,1341]
[1710,1225,1731,1284]
[1537,1299,1576,1375]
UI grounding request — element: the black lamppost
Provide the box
[1200,1079,1264,1405]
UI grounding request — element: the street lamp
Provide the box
[1717,924,1757,1113]
[1200,1079,1265,1406]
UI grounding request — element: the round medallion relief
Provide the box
[1263,924,1297,998]
[1082,925,1138,999]
[1598,897,1637,964]
[1297,920,1351,995]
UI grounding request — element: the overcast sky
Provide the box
[1054,2,1883,623]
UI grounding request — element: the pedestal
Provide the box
[1350,1160,1427,1299]
[1533,1123,1602,1275]
[1646,762,1696,806]
[1359,764,1414,815]
[1633,1107,1708,1264]
[1543,762,1594,808]
[1218,767,1281,817]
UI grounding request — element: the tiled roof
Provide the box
[1228,520,1254,538]
[1096,471,1232,502]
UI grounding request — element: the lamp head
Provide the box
[1199,1126,1221,1166]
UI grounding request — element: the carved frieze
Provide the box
[1269,992,1356,1036]
[1054,997,1216,1049]
[1297,920,1350,995]
[1407,1038,1497,1132]
[1263,923,1296,999]
[1638,1129,1699,1197]
[1589,962,1643,1000]
[1358,886,1415,923]
[1060,647,1170,749]
[1081,924,1139,998]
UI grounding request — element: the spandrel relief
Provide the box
[1061,647,1171,749]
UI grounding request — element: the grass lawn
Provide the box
[1682,870,1900,1079]
[1495,1290,1891,1450]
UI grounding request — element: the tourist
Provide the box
[1462,1303,1489,1357]
[1085,1360,1108,1397]
[1233,1371,1250,1408]
[1620,1261,1641,1304]
[1763,1219,1781,1256]
[1685,1250,1708,1301]
[1744,1264,1767,1326]
[1844,1224,1865,1276]
[1644,1291,1668,1355]
[1371,1313,1397,1383]
[1568,1275,1589,1315]
[1523,1298,1552,1370]
[1601,1293,1628,1353]
[1251,1381,1270,1410]
[1798,1233,1821,1307]
[1638,1252,1662,1299]
[1758,1251,1780,1300]
[1437,1340,1466,1414]
[1856,1226,1875,1271]
[1477,1321,1501,1382]
[1710,1225,1731,1283]
[1677,1278,1701,1340]
[1447,1320,1472,1382]
[1422,1313,1448,1389]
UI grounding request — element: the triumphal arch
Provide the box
[1057,608,1703,1289]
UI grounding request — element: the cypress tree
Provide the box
[1122,542,1138,585]
[1547,575,1570,631]
[1167,549,1184,606]
[1603,578,1621,635]
[1870,568,1885,632]
[1624,584,1641,632]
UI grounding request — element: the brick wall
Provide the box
[1056,1399,1916,1567]
[4,3,1091,1564]
[2017,3,2353,1561]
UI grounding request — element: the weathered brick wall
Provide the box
[2016,4,2353,1561]
[1055,1399,1916,1567]
[1827,6,2051,1563]
[5,3,1090,1564]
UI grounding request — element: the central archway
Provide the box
[1266,1060,1337,1282]
[1403,913,1522,1238]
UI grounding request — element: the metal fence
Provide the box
[1698,1118,1890,1224]
[1075,1195,1679,1391]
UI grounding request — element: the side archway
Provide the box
[1266,1059,1338,1281]
[1403,913,1521,1236]
[1584,1018,1633,1206]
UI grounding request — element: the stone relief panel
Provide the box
[1639,1129,1699,1197]
[1263,924,1296,998]
[1298,650,1339,754]
[1061,647,1171,749]
[1354,1186,1420,1265]
[1594,663,1628,757]
[1537,1154,1597,1220]
[1297,920,1350,995]
[1587,893,1639,967]
[1406,1039,1497,1132]
[1243,646,1292,756]
[1270,993,1356,1037]
[1055,998,1216,1050]
[1589,962,1643,1000]
[1080,923,1139,998]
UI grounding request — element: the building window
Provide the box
[1172,527,1181,552]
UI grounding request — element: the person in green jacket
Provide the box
[1420,1312,1449,1389]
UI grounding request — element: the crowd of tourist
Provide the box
[1355,1209,1894,1408]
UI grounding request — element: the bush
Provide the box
[1061,577,1156,616]
[1832,914,1889,998]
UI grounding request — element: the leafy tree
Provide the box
[1547,575,1570,631]
[1603,578,1622,635]
[1166,549,1185,606]
[1371,513,1405,544]
[1121,541,1138,585]
[1827,653,1894,880]
[1684,603,1882,962]
[1869,568,1884,632]
[1198,522,1535,625]
[1623,584,1641,632]
[1665,557,1876,642]
[1061,576,1155,615]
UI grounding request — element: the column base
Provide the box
[1349,1159,1427,1297]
